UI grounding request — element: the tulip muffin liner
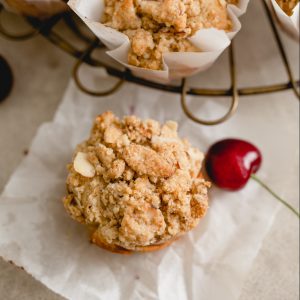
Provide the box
[68,0,246,81]
[270,0,299,40]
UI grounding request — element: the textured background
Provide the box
[0,1,299,299]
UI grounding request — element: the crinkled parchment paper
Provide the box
[2,66,297,300]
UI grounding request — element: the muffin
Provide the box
[63,112,210,254]
[275,0,299,16]
[102,0,233,70]
[2,0,68,18]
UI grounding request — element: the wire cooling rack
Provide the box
[0,0,299,125]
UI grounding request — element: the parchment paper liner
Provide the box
[270,0,299,40]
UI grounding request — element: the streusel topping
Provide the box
[103,0,233,70]
[63,112,210,250]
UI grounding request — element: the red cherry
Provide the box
[205,139,262,190]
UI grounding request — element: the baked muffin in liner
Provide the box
[68,0,249,81]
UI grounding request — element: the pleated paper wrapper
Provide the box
[270,0,299,39]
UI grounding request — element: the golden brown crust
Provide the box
[90,229,178,254]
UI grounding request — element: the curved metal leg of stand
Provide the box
[180,44,239,126]
[0,55,13,102]
[0,5,38,40]
[72,41,124,96]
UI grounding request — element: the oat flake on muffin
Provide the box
[63,112,211,253]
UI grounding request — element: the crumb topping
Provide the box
[63,111,210,250]
[103,0,234,70]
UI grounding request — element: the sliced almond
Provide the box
[123,144,174,178]
[74,152,95,178]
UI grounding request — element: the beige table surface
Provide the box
[0,1,299,299]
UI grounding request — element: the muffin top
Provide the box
[63,112,210,250]
[102,0,233,70]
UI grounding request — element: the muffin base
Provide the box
[90,230,178,254]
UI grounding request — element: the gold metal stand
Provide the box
[72,40,125,96]
[181,45,239,125]
[0,0,299,125]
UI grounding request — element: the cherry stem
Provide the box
[251,174,300,218]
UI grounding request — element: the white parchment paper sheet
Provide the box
[1,66,297,300]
